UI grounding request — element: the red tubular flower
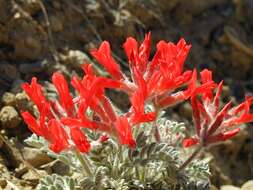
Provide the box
[149,38,191,77]
[156,69,216,109]
[183,77,253,147]
[21,102,52,139]
[70,127,90,153]
[48,119,70,153]
[139,32,151,65]
[200,69,214,101]
[206,128,240,144]
[114,116,136,148]
[123,32,151,73]
[61,99,97,130]
[123,37,138,64]
[52,73,75,117]
[22,77,51,115]
[21,111,49,138]
[90,41,123,80]
[130,90,156,124]
[100,96,117,122]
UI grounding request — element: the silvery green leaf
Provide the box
[186,157,211,182]
[36,174,78,190]
[25,134,48,149]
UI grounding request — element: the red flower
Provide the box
[149,38,191,79]
[21,111,50,139]
[61,99,99,130]
[90,41,123,80]
[130,90,156,124]
[48,119,70,153]
[183,78,253,147]
[70,127,90,153]
[156,69,216,109]
[114,116,136,148]
[52,73,75,117]
[123,32,151,74]
[22,77,51,116]
[200,69,214,101]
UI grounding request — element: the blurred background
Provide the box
[0,0,253,189]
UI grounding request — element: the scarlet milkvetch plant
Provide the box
[21,32,208,153]
[21,33,252,189]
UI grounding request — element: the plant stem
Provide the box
[154,122,161,143]
[74,149,93,177]
[178,146,202,172]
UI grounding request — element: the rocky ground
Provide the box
[0,0,253,189]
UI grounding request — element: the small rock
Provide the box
[210,185,218,190]
[25,37,41,50]
[1,92,16,106]
[0,106,21,128]
[0,178,7,188]
[51,160,70,175]
[15,38,42,60]
[61,50,91,68]
[50,15,63,32]
[15,92,31,111]
[22,147,52,168]
[22,0,41,15]
[242,180,253,190]
[221,185,241,190]
[0,62,19,81]
[22,169,47,183]
[52,1,61,9]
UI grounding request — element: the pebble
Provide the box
[210,185,219,190]
[15,92,30,111]
[21,169,47,183]
[0,63,19,81]
[0,106,21,128]
[0,178,7,189]
[52,1,61,9]
[51,160,70,175]
[22,147,52,168]
[61,50,92,68]
[1,92,16,106]
[242,180,253,190]
[221,185,241,190]
[50,15,63,32]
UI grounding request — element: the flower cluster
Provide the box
[21,33,252,153]
[183,70,253,147]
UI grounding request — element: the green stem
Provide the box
[178,146,202,172]
[74,149,93,177]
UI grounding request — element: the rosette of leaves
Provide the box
[78,117,210,189]
[86,132,182,189]
[26,115,210,190]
